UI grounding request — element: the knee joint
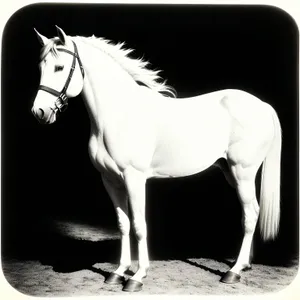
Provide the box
[116,208,130,236]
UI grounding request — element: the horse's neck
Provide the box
[77,40,138,134]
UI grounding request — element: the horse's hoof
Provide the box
[122,279,143,292]
[104,273,125,285]
[220,271,241,284]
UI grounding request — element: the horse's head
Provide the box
[32,26,85,124]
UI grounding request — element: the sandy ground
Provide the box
[1,220,298,296]
[2,257,298,296]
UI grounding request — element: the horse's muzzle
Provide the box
[31,107,55,124]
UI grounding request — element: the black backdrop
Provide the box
[2,4,298,264]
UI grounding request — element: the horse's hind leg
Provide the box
[221,163,260,284]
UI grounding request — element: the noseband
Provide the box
[38,41,85,113]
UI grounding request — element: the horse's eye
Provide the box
[54,65,64,72]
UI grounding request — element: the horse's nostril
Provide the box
[37,108,44,119]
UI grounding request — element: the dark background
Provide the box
[2,4,298,265]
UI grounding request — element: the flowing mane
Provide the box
[41,35,176,97]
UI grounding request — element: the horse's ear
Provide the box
[55,25,69,45]
[34,28,49,46]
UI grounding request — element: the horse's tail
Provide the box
[259,106,282,241]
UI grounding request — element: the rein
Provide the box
[38,41,84,113]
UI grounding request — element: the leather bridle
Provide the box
[38,41,84,113]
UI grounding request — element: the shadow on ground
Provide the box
[3,228,297,280]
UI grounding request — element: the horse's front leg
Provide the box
[102,175,131,285]
[122,167,149,292]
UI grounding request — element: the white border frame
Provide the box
[0,1,299,300]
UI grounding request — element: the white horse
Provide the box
[32,26,281,292]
